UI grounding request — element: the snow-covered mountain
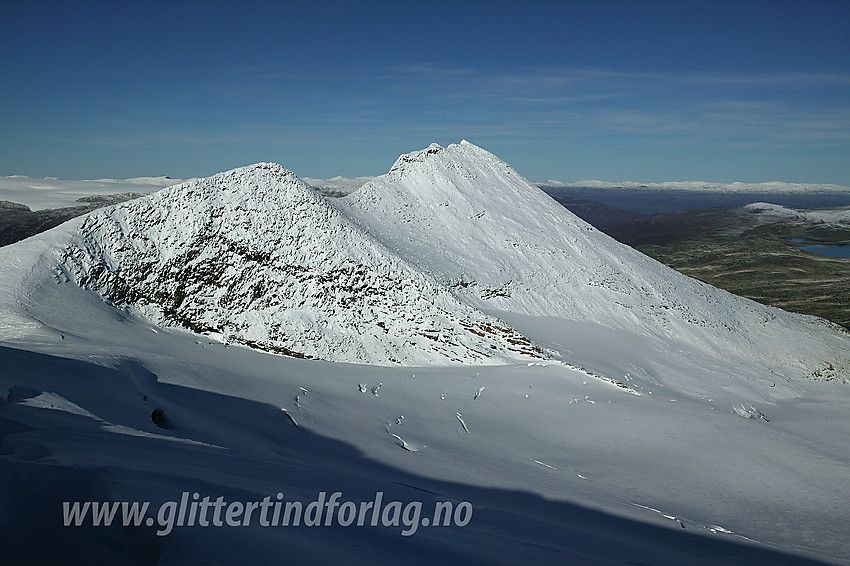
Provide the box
[2,142,850,565]
[341,141,849,383]
[304,175,373,196]
[743,201,850,226]
[3,141,848,380]
[52,162,540,365]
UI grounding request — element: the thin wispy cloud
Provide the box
[65,63,848,162]
[384,66,850,144]
[2,1,847,182]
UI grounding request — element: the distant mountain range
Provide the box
[539,179,850,194]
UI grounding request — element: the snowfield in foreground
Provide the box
[1,141,849,565]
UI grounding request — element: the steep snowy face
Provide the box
[343,140,723,320]
[345,140,602,303]
[56,163,541,365]
[341,141,850,379]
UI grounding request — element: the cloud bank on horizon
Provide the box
[1,1,848,184]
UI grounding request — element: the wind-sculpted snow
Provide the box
[55,162,541,365]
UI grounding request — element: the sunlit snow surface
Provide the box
[1,142,849,565]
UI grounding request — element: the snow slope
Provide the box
[341,141,849,385]
[25,163,540,365]
[2,273,849,565]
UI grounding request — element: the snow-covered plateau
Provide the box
[1,141,849,565]
[543,179,850,194]
[0,175,183,211]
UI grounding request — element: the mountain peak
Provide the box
[182,161,322,204]
[384,140,514,188]
[349,140,540,215]
[216,162,300,184]
[389,143,445,173]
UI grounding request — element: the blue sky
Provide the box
[1,0,849,184]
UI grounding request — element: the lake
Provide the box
[800,244,850,258]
